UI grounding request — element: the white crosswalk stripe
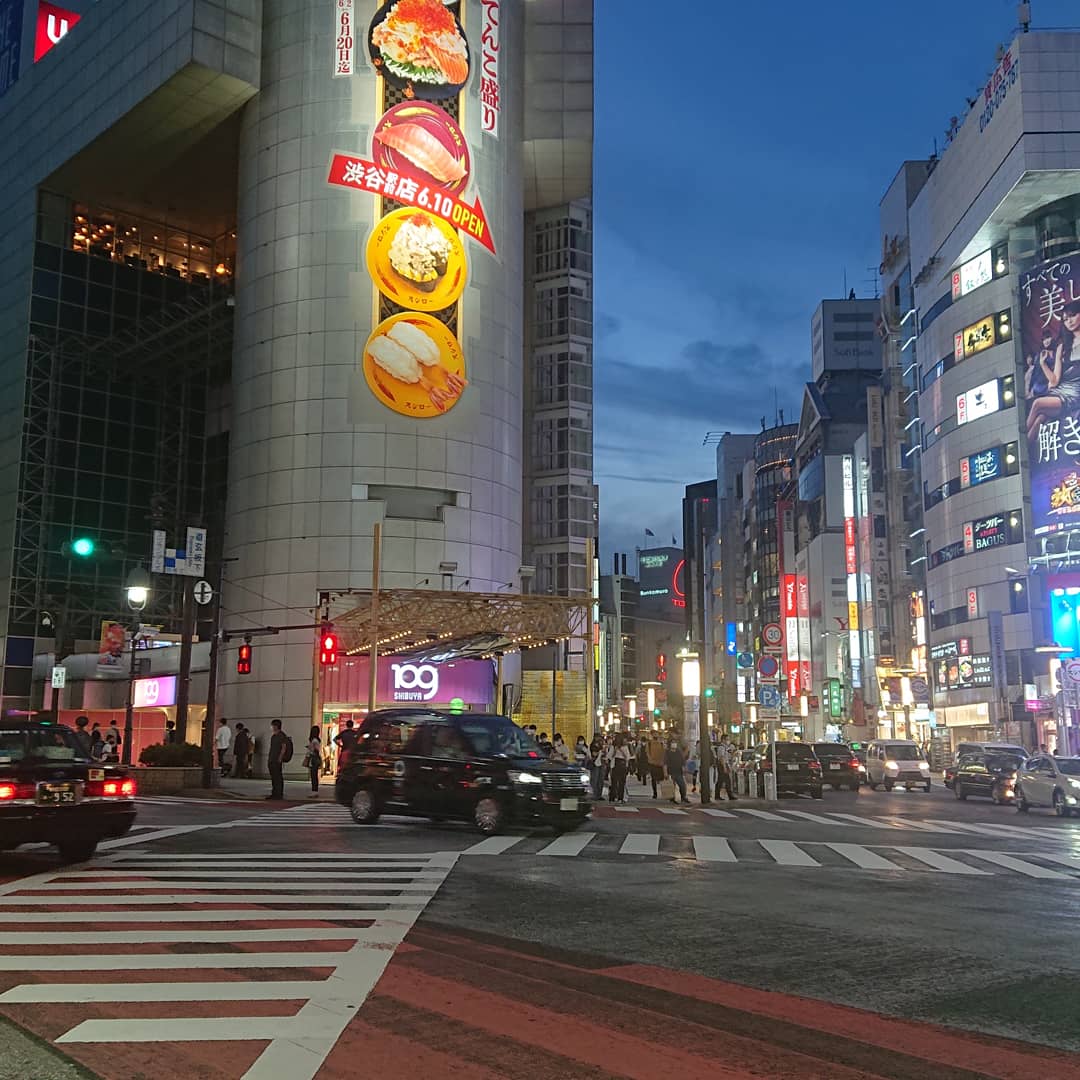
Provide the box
[0,850,457,1077]
[456,832,1080,881]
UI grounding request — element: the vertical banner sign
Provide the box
[0,0,23,98]
[797,572,811,694]
[842,455,861,687]
[1020,257,1080,534]
[34,1,79,63]
[987,609,1007,695]
[333,0,355,77]
[783,573,799,697]
[479,0,500,137]
[97,621,126,673]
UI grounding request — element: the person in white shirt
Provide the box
[215,717,233,776]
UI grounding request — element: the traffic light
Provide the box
[653,707,661,717]
[60,536,121,560]
[704,687,715,698]
[237,638,253,676]
[319,628,339,666]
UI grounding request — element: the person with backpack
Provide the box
[304,725,322,798]
[266,719,291,800]
[665,738,687,804]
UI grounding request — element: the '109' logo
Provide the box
[391,663,439,701]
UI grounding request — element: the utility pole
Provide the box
[175,576,196,739]
[367,523,382,712]
[201,558,234,789]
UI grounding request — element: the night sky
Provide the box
[593,0,1077,562]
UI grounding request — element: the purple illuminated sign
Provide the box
[132,675,177,709]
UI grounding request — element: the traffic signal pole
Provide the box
[175,577,196,740]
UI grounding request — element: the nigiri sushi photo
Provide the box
[369,0,470,98]
[366,207,467,312]
[373,102,469,191]
[363,313,468,418]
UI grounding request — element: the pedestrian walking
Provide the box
[636,739,649,784]
[717,742,737,800]
[72,715,92,758]
[266,719,287,800]
[574,735,589,768]
[215,717,232,776]
[665,739,687,803]
[647,735,666,798]
[304,725,322,798]
[588,735,605,800]
[608,733,630,803]
[233,723,250,779]
[686,744,699,794]
[107,720,123,751]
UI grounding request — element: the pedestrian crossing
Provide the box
[460,832,1080,880]
[0,851,456,1078]
[224,800,1080,842]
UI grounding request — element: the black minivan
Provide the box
[335,710,592,834]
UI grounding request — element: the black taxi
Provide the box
[335,710,591,834]
[0,720,137,862]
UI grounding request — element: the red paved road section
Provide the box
[318,924,1080,1080]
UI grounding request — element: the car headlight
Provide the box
[918,761,930,772]
[580,771,591,785]
[1069,779,1080,790]
[884,760,898,770]
[508,770,542,785]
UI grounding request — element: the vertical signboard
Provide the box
[842,454,861,687]
[783,573,798,697]
[478,0,500,137]
[333,0,355,76]
[987,609,1007,696]
[327,1,498,426]
[1021,257,1080,535]
[0,0,23,98]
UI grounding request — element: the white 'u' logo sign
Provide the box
[391,663,439,701]
[47,15,69,46]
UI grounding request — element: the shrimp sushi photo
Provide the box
[369,0,470,98]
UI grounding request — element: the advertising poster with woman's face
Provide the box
[1021,258,1080,534]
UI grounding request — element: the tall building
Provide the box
[710,433,756,730]
[682,479,716,654]
[811,298,882,382]
[0,2,594,756]
[905,28,1080,752]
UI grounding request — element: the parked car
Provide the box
[0,720,137,862]
[865,740,931,792]
[952,751,1025,805]
[753,742,823,799]
[335,709,591,834]
[1015,754,1080,817]
[812,742,861,791]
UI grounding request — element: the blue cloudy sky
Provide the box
[593,0,1077,561]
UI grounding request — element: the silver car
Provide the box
[1015,754,1080,817]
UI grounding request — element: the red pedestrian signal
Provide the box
[319,631,338,666]
[237,640,253,676]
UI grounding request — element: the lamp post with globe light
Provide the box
[122,568,151,766]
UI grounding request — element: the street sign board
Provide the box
[1063,659,1080,688]
[757,655,780,680]
[762,623,783,648]
[759,685,781,709]
[50,666,66,689]
[193,579,214,605]
[736,652,755,669]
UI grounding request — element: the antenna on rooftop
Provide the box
[1018,3,1031,32]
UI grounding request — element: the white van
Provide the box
[865,740,931,792]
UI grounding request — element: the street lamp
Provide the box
[123,568,151,765]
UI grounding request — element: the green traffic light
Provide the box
[71,537,95,558]
[653,707,661,717]
[704,687,714,697]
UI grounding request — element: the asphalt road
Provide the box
[1,778,1080,1079]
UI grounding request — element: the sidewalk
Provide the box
[615,772,768,808]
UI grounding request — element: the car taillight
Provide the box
[0,783,35,800]
[103,781,119,796]
[849,759,861,769]
[809,761,821,771]
[0,784,15,800]
[120,779,136,797]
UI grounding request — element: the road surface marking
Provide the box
[0,952,353,972]
[613,806,639,813]
[824,843,899,870]
[656,808,688,816]
[99,826,209,849]
[759,840,821,867]
[462,836,524,855]
[28,879,440,892]
[893,847,991,874]
[960,850,1070,879]
[733,809,787,821]
[537,832,596,856]
[620,834,659,856]
[698,808,736,818]
[781,810,856,826]
[0,927,398,946]
[872,818,954,832]
[692,837,736,862]
[57,870,446,880]
[83,860,433,871]
[926,820,1031,839]
[0,907,424,924]
[0,980,332,1003]
[825,813,902,828]
[0,892,438,906]
[57,1014,351,1044]
[113,851,432,860]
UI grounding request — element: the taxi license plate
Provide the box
[38,783,76,805]
[829,763,841,770]
[560,798,578,811]
[785,764,799,772]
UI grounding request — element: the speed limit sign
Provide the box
[762,623,783,648]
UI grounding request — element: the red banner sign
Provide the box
[327,154,496,255]
[34,1,79,63]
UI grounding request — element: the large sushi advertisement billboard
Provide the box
[1022,256,1080,535]
[326,0,499,422]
